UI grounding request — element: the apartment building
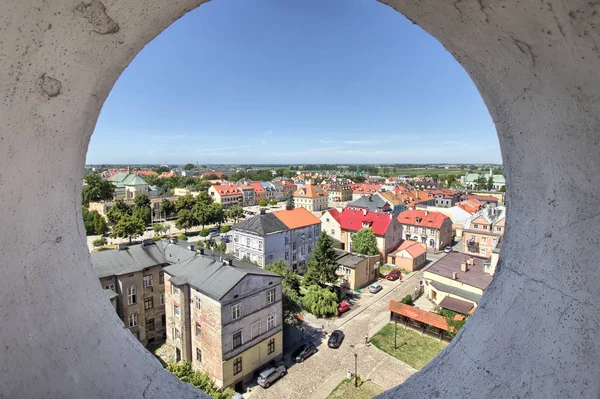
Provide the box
[237,184,256,206]
[334,249,380,290]
[163,252,283,391]
[279,179,297,199]
[92,240,196,346]
[327,184,353,202]
[462,206,506,258]
[376,191,406,216]
[248,182,266,204]
[397,209,453,251]
[232,208,321,273]
[209,184,243,208]
[293,183,328,212]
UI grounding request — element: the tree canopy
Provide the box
[351,228,379,256]
[266,260,302,325]
[82,207,108,236]
[106,199,132,224]
[303,232,339,287]
[166,362,236,399]
[286,191,295,209]
[183,163,195,170]
[110,213,145,243]
[82,174,115,205]
[302,285,338,318]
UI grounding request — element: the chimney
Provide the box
[117,243,128,250]
[260,208,266,215]
[469,257,475,265]
[187,244,195,251]
[424,210,429,216]
[461,261,468,272]
[452,272,458,280]
[143,239,153,246]
[169,237,178,244]
[363,209,368,216]
[198,248,205,255]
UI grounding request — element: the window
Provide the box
[470,235,476,241]
[144,297,154,310]
[430,229,435,235]
[345,268,351,275]
[171,285,180,296]
[173,304,180,318]
[146,318,155,331]
[196,348,202,362]
[127,285,137,305]
[104,283,115,291]
[300,246,305,255]
[233,357,242,375]
[268,338,275,355]
[497,227,503,232]
[195,296,201,310]
[231,303,241,320]
[474,224,479,229]
[258,241,263,250]
[267,314,276,330]
[285,251,289,260]
[234,234,239,243]
[232,331,243,349]
[173,328,181,340]
[293,253,297,261]
[326,218,330,223]
[285,237,289,245]
[143,275,153,289]
[421,228,426,234]
[267,289,275,304]
[159,272,164,284]
[482,237,488,244]
[331,229,335,235]
[195,322,202,336]
[160,293,165,305]
[308,245,312,253]
[483,225,488,230]
[293,242,297,250]
[128,313,138,328]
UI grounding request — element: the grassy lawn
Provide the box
[327,378,384,399]
[370,323,448,370]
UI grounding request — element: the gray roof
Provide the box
[232,213,289,236]
[427,252,493,290]
[348,195,389,212]
[164,250,280,301]
[429,281,483,304]
[91,241,195,278]
[333,249,369,269]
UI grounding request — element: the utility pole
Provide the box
[354,353,358,388]
[394,319,398,349]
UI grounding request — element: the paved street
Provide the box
[248,263,441,399]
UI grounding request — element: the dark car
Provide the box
[292,342,317,362]
[337,301,351,314]
[328,330,345,349]
[386,269,402,281]
[221,235,230,243]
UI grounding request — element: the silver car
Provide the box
[257,363,286,388]
[369,283,383,294]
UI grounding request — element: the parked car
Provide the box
[257,363,286,388]
[386,269,402,281]
[208,229,220,238]
[221,235,231,243]
[444,246,453,253]
[368,283,383,294]
[292,342,317,362]
[328,330,345,349]
[337,301,351,314]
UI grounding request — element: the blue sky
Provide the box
[87,0,501,165]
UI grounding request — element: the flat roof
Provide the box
[438,296,475,314]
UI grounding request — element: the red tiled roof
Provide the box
[353,184,382,194]
[212,184,241,196]
[273,207,321,229]
[397,209,450,229]
[327,208,394,236]
[389,240,427,258]
[248,181,265,193]
[294,184,326,198]
[203,172,224,178]
[463,194,498,202]
[389,300,448,331]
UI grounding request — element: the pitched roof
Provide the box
[378,191,403,206]
[389,240,426,258]
[426,252,493,290]
[388,300,448,331]
[272,207,321,229]
[249,181,265,193]
[212,184,242,196]
[163,250,280,301]
[333,249,373,269]
[294,184,326,198]
[330,208,394,236]
[348,195,390,212]
[397,209,450,229]
[110,172,129,183]
[438,296,475,314]
[462,194,499,203]
[232,213,289,236]
[122,174,148,186]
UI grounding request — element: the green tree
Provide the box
[266,260,302,325]
[269,199,277,206]
[351,228,379,256]
[152,166,170,174]
[106,199,132,224]
[195,191,214,206]
[175,194,196,212]
[183,163,195,170]
[474,175,487,189]
[92,211,109,235]
[486,176,494,191]
[303,232,339,286]
[152,223,166,236]
[132,194,151,226]
[110,214,145,244]
[302,285,338,317]
[203,173,219,180]
[159,198,175,219]
[92,237,107,247]
[259,199,267,207]
[82,174,115,205]
[175,209,197,233]
[286,191,295,209]
[166,361,236,399]
[227,205,244,223]
[220,225,232,234]
[208,203,225,226]
[499,185,506,192]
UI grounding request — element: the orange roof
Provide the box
[248,181,265,193]
[397,209,450,229]
[390,240,427,258]
[388,300,448,331]
[212,184,241,196]
[294,184,326,198]
[272,207,320,229]
[378,191,403,206]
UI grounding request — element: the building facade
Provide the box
[209,184,243,208]
[293,184,328,212]
[462,206,506,258]
[334,250,380,290]
[397,209,453,251]
[387,240,428,272]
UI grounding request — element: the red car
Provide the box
[337,301,351,314]
[386,269,402,281]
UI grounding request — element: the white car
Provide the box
[444,246,452,253]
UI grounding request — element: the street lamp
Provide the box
[354,352,358,388]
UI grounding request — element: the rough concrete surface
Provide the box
[0,0,599,398]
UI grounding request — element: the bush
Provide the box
[220,225,231,234]
[92,237,107,247]
[400,295,413,306]
[269,199,277,206]
[152,236,162,242]
[199,228,209,237]
[195,240,204,248]
[259,199,267,207]
[178,234,188,241]
[303,285,338,317]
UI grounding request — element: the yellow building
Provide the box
[334,249,380,290]
[208,184,243,208]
